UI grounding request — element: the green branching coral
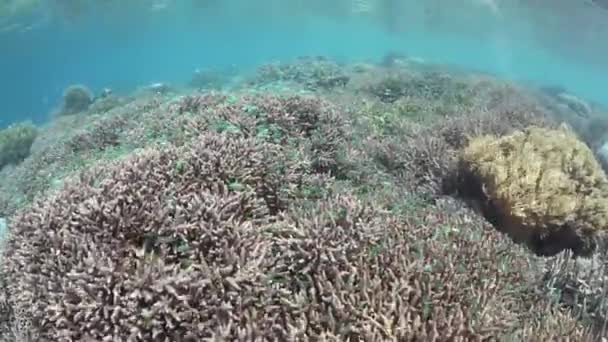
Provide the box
[0,121,37,170]
[460,125,608,257]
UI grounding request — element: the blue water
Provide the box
[1,2,608,127]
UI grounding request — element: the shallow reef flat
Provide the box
[1,57,608,341]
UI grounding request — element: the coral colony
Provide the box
[1,56,608,340]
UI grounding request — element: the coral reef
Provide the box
[250,56,349,90]
[459,126,608,257]
[362,93,556,197]
[0,96,160,218]
[365,70,472,104]
[0,132,292,340]
[178,92,351,180]
[87,94,125,114]
[59,84,93,115]
[0,121,37,170]
[0,129,594,340]
[2,57,608,340]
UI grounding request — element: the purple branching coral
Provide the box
[0,132,301,340]
[5,43,608,340]
[0,87,598,340]
[0,140,590,340]
[367,101,558,197]
[173,92,351,177]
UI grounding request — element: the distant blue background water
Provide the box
[1,5,607,128]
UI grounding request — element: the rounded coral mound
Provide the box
[459,125,608,257]
[60,84,93,115]
[0,121,37,170]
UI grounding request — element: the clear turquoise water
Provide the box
[1,1,607,126]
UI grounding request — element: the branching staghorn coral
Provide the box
[365,98,557,197]
[248,56,350,91]
[0,132,303,341]
[0,127,596,339]
[459,126,608,257]
[175,92,350,177]
[1,59,607,340]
